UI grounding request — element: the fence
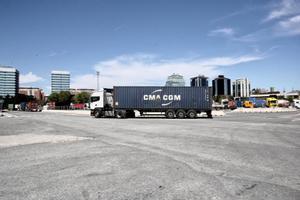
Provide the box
[47,105,90,110]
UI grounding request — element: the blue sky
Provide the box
[0,0,300,94]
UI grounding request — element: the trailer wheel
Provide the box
[176,109,186,119]
[165,109,175,119]
[187,110,197,119]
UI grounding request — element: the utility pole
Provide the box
[96,71,100,91]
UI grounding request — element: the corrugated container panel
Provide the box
[113,86,212,110]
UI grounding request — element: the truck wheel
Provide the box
[187,110,197,119]
[165,109,175,119]
[117,110,127,118]
[94,110,102,118]
[126,110,135,118]
[176,109,186,119]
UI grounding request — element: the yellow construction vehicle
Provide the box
[266,97,277,107]
[243,100,254,108]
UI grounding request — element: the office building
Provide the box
[0,66,19,97]
[232,78,251,98]
[165,73,185,86]
[212,75,231,96]
[190,75,208,87]
[19,87,44,101]
[51,71,70,93]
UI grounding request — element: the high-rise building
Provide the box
[165,73,185,86]
[0,66,19,97]
[232,78,251,98]
[190,75,208,87]
[51,71,70,93]
[212,75,231,97]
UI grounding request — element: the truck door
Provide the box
[90,92,104,110]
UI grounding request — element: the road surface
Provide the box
[0,111,300,200]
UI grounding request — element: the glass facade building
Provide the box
[190,75,208,87]
[165,73,185,86]
[212,75,231,97]
[0,66,19,97]
[51,71,70,93]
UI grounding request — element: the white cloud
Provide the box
[276,15,300,35]
[265,0,300,21]
[208,28,235,36]
[20,72,43,84]
[68,53,265,89]
[71,74,97,89]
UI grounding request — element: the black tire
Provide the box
[126,110,135,118]
[94,110,102,118]
[187,110,197,119]
[176,109,186,119]
[117,110,127,118]
[165,109,175,119]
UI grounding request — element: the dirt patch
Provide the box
[0,134,91,148]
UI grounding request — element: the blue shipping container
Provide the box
[113,86,212,111]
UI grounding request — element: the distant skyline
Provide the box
[1,0,300,94]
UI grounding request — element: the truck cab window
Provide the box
[91,96,100,102]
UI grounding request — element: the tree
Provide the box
[73,92,90,104]
[48,92,59,103]
[287,96,294,103]
[58,91,72,106]
[14,93,35,104]
[48,91,72,106]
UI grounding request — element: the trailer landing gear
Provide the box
[206,111,213,119]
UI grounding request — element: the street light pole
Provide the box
[96,71,100,91]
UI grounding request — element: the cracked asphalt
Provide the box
[0,111,300,200]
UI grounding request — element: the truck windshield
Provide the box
[90,96,100,102]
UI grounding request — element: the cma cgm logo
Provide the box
[143,89,181,106]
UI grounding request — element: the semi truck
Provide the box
[90,86,213,119]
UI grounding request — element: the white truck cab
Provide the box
[90,91,104,110]
[90,90,114,117]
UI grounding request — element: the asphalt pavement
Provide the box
[0,111,300,200]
